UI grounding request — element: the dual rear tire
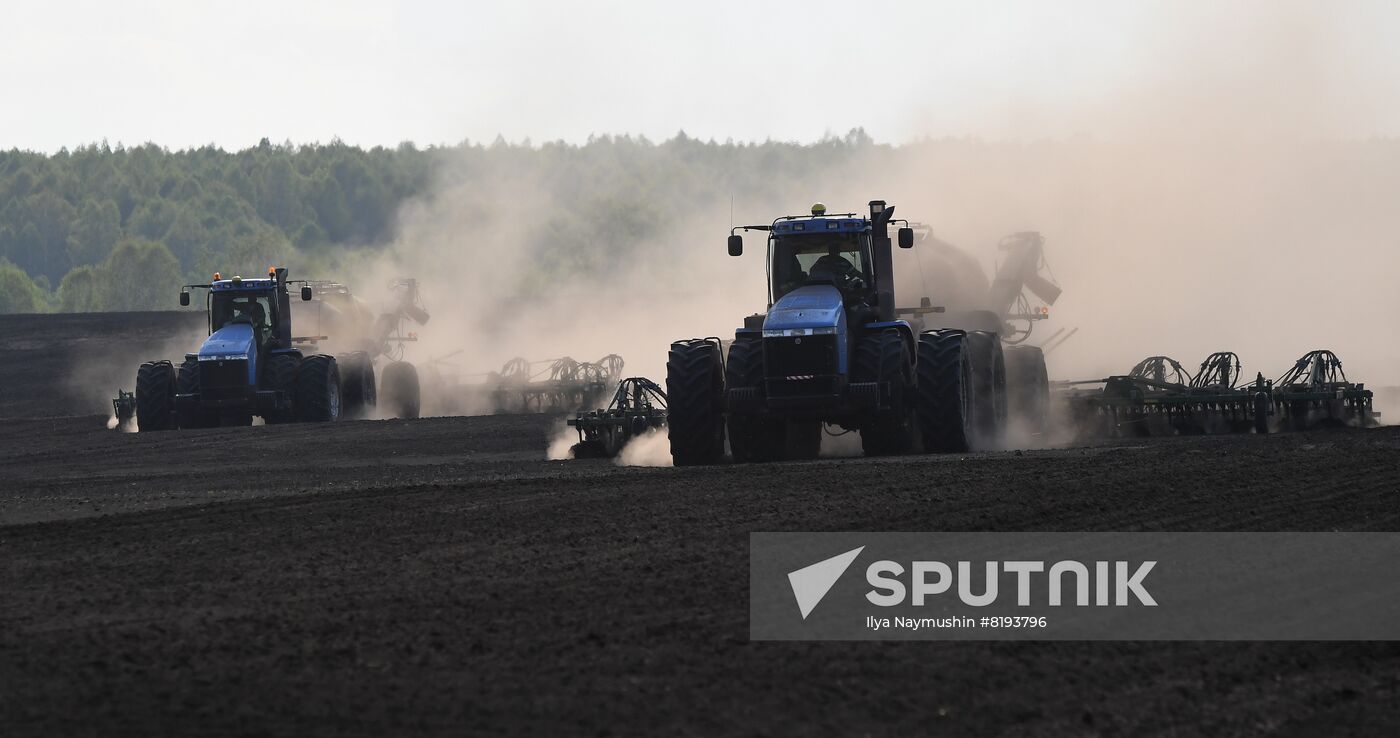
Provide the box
[1004,345,1049,436]
[667,339,726,466]
[381,361,421,420]
[337,352,377,420]
[295,355,343,423]
[916,330,1004,453]
[135,361,176,432]
[916,330,975,452]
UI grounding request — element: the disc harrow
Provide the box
[567,377,669,458]
[1269,350,1377,430]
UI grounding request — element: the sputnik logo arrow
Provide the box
[787,546,865,619]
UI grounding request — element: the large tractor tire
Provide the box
[176,358,218,429]
[855,329,915,456]
[337,352,377,419]
[725,338,786,462]
[295,355,342,423]
[967,331,1007,445]
[262,353,301,424]
[381,361,421,419]
[916,330,978,453]
[667,339,726,466]
[1003,344,1049,436]
[135,360,176,432]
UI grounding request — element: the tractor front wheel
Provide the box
[725,338,785,462]
[916,330,977,453]
[135,361,176,432]
[1004,344,1047,436]
[176,358,218,429]
[855,329,914,456]
[295,355,342,423]
[967,331,1007,445]
[667,339,726,466]
[263,354,301,424]
[337,352,378,419]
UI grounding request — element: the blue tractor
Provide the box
[131,267,372,431]
[666,200,1021,464]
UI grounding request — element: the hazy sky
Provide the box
[3,0,1397,151]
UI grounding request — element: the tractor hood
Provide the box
[763,285,846,333]
[200,322,256,360]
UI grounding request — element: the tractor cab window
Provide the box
[210,292,274,344]
[769,232,872,302]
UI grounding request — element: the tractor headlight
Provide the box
[762,327,838,337]
[201,353,249,361]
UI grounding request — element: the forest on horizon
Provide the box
[0,130,892,314]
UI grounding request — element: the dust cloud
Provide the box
[545,419,575,461]
[77,322,205,429]
[614,429,672,467]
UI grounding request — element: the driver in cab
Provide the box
[807,244,863,294]
[227,297,270,346]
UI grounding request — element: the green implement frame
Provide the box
[567,377,668,458]
[1059,348,1376,438]
[1063,353,1271,437]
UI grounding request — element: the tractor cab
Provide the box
[768,218,874,305]
[210,286,276,347]
[183,269,307,353]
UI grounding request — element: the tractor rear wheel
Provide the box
[176,358,218,429]
[263,354,301,424]
[337,352,378,419]
[667,339,726,466]
[295,355,342,423]
[1004,344,1049,436]
[135,361,176,432]
[916,330,977,452]
[381,361,420,419]
[725,338,785,462]
[855,329,914,456]
[967,331,1006,445]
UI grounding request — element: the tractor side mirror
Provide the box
[727,234,743,257]
[897,227,914,249]
[301,285,313,301]
[179,290,190,307]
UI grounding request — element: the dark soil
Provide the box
[0,311,205,418]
